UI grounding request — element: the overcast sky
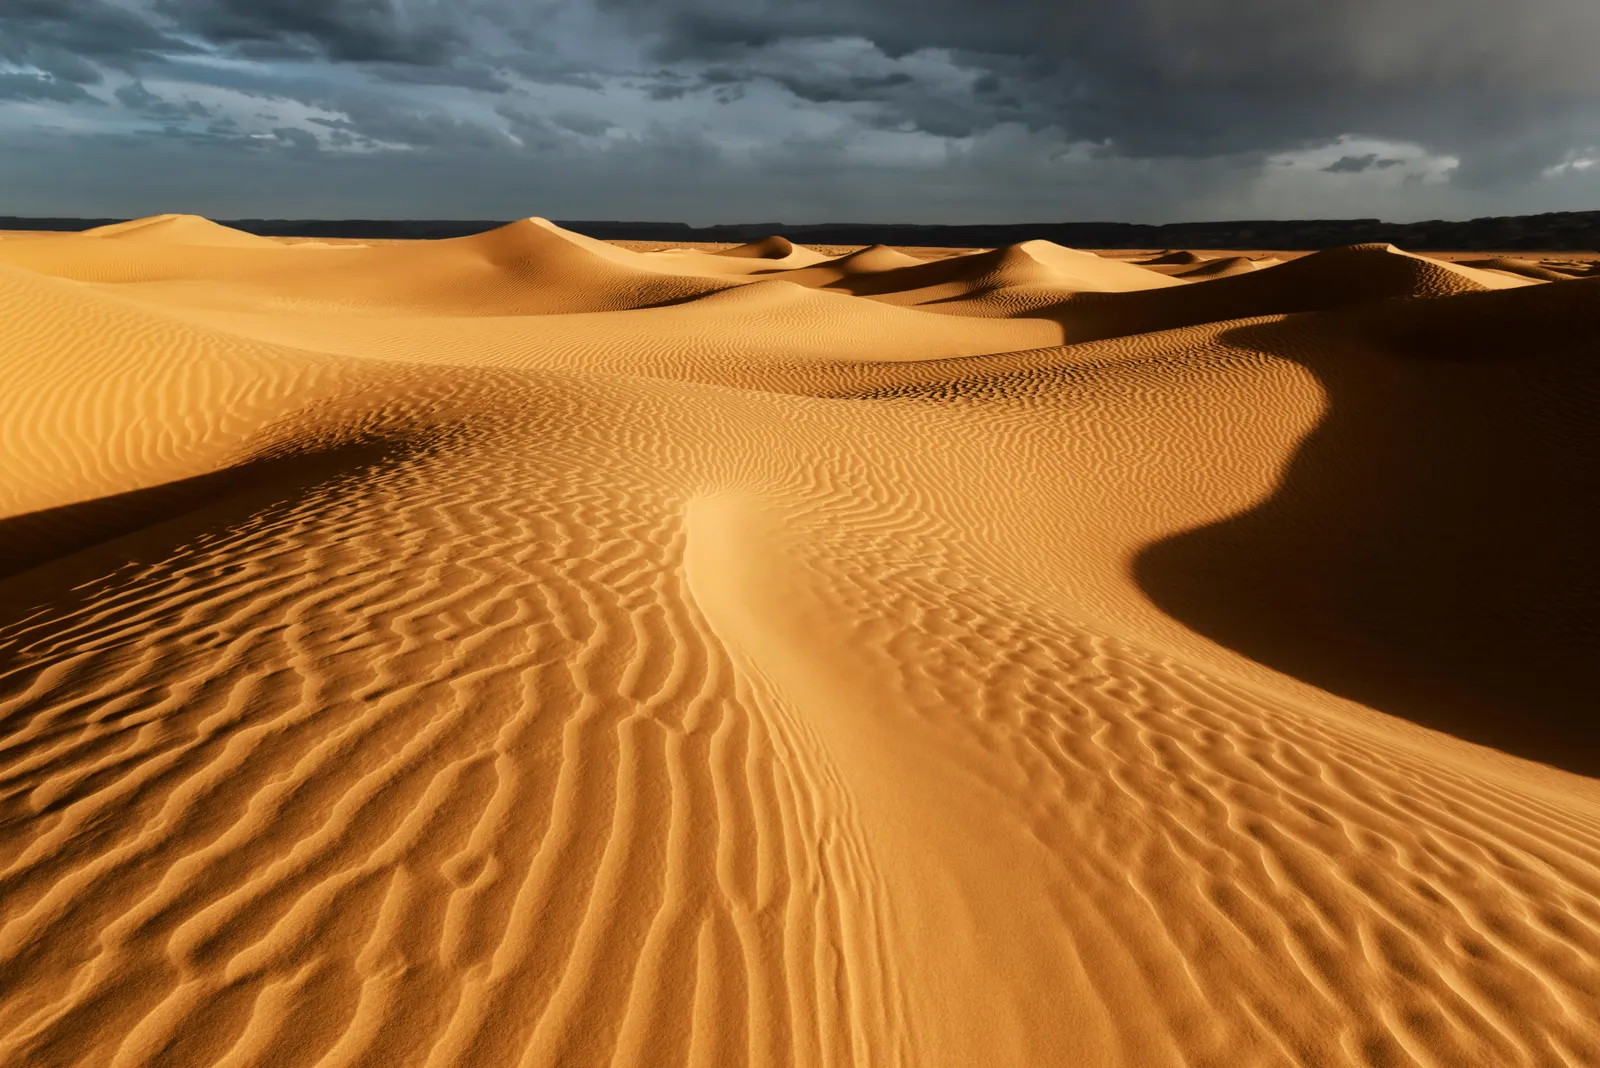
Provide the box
[5,0,1600,224]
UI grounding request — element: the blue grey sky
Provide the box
[5,0,1600,223]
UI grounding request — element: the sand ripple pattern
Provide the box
[1,392,912,1066]
[1,219,1596,1066]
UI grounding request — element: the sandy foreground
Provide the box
[1,214,1597,1067]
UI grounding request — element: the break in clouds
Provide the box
[5,0,1600,221]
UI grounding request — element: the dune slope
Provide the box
[1136,279,1600,772]
[1,219,1596,1068]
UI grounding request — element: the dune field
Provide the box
[2,214,1598,1067]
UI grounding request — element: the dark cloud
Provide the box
[19,48,107,87]
[597,0,1600,170]
[114,81,211,120]
[495,105,564,150]
[365,61,513,93]
[551,111,615,137]
[5,0,1600,221]
[19,1,1600,170]
[1322,154,1405,174]
[0,72,105,104]
[271,125,321,153]
[152,0,465,65]
[0,0,197,71]
[129,0,600,97]
[305,94,513,151]
[762,69,914,105]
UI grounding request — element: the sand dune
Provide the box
[81,213,284,249]
[1139,249,1209,266]
[1174,255,1278,279]
[978,242,1539,345]
[714,235,799,259]
[787,238,1176,298]
[1137,278,1600,772]
[0,218,745,316]
[1,216,1597,1068]
[762,244,930,288]
[772,239,1182,325]
[1460,256,1586,282]
[0,260,355,517]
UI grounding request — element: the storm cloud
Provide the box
[4,0,1600,221]
[1322,154,1405,174]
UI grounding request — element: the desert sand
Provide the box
[1,214,1597,1067]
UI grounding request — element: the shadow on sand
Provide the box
[1134,281,1600,777]
[0,442,401,647]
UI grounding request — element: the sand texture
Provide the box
[1,216,1598,1067]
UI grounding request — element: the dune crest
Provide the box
[1,216,1597,1068]
[1138,249,1209,265]
[1461,255,1584,281]
[1175,255,1273,279]
[81,213,284,248]
[714,234,796,259]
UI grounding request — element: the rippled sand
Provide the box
[2,215,1597,1067]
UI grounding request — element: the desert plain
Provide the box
[0,214,1597,1066]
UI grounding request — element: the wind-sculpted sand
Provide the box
[1,216,1597,1068]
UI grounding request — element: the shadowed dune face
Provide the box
[1136,281,1600,774]
[807,237,1185,302]
[1017,243,1535,342]
[1,217,1598,1068]
[713,234,796,259]
[0,443,402,587]
[1138,250,1209,266]
[1175,255,1275,279]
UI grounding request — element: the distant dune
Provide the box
[8,208,1600,250]
[1,216,1596,1068]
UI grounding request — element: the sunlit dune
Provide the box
[1460,255,1588,282]
[81,213,286,249]
[1,215,1596,1068]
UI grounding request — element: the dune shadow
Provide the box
[0,441,402,643]
[1133,282,1600,776]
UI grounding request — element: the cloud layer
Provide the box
[5,0,1600,221]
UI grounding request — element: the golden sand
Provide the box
[1,215,1597,1066]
